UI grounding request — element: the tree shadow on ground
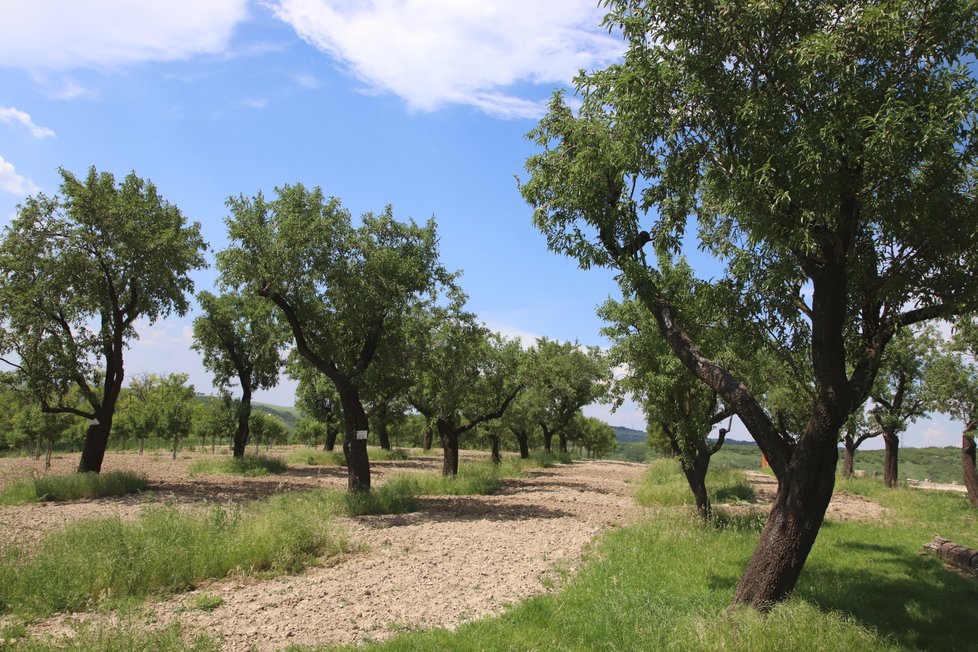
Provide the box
[410,495,578,523]
[798,537,978,651]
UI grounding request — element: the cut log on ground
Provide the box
[922,537,978,579]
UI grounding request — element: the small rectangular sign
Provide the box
[356,430,368,440]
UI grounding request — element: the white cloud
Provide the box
[0,155,39,195]
[269,0,623,118]
[483,321,542,349]
[0,0,249,70]
[0,106,55,138]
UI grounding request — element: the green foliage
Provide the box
[0,490,347,617]
[0,471,148,505]
[192,290,286,398]
[370,447,410,461]
[528,450,573,468]
[188,455,286,477]
[844,446,963,484]
[248,411,289,449]
[0,167,206,457]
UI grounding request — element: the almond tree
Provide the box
[0,167,206,472]
[218,184,449,491]
[522,1,978,607]
[192,290,286,458]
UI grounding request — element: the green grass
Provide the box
[344,476,419,516]
[369,447,411,461]
[286,450,346,466]
[0,621,218,651]
[0,472,148,505]
[300,463,977,652]
[384,458,529,498]
[527,450,574,467]
[188,454,286,477]
[0,490,347,618]
[634,459,755,509]
[846,446,962,484]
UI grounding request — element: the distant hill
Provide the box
[195,395,299,430]
[612,426,647,443]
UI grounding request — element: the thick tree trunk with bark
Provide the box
[323,426,339,452]
[558,431,568,453]
[78,411,115,473]
[734,420,839,607]
[541,425,553,454]
[438,417,460,476]
[963,433,978,508]
[232,382,253,458]
[378,424,392,450]
[515,430,529,459]
[842,441,855,479]
[422,427,433,451]
[490,435,501,464]
[339,385,371,492]
[883,431,899,488]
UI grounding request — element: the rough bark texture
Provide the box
[842,440,855,479]
[377,424,392,450]
[490,435,501,464]
[339,386,370,492]
[963,434,978,508]
[232,382,253,458]
[883,432,900,488]
[515,431,529,459]
[438,418,460,477]
[78,417,113,473]
[323,426,339,452]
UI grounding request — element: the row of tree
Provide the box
[0,170,614,488]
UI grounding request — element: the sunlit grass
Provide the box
[188,455,286,477]
[0,472,148,505]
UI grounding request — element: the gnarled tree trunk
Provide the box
[323,426,339,452]
[514,429,529,459]
[490,434,501,464]
[339,385,370,492]
[232,381,253,458]
[378,423,392,450]
[438,417,460,476]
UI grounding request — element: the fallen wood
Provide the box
[922,537,978,578]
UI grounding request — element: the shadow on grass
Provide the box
[799,536,978,651]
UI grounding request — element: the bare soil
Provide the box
[0,448,649,650]
[0,451,886,651]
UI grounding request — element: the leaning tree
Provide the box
[522,0,978,607]
[192,290,286,458]
[0,167,206,473]
[219,184,449,491]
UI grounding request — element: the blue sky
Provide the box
[0,1,964,450]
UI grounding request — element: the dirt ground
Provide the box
[0,449,886,651]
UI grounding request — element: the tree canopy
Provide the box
[522,0,978,607]
[0,166,206,472]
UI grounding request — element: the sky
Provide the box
[0,0,965,450]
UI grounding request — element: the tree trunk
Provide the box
[339,385,370,492]
[490,435,501,464]
[558,431,568,453]
[963,433,978,508]
[842,436,855,479]
[883,431,899,488]
[139,437,145,455]
[78,417,113,473]
[438,417,459,476]
[45,435,53,471]
[733,427,838,608]
[422,427,433,451]
[323,426,339,452]
[542,425,553,454]
[378,423,392,450]
[232,383,252,458]
[516,431,529,459]
[172,435,179,460]
[664,424,712,520]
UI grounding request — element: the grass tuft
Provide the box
[343,476,418,516]
[528,450,574,467]
[188,455,286,477]
[286,450,346,467]
[0,490,346,617]
[370,448,411,461]
[0,621,218,651]
[0,472,148,505]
